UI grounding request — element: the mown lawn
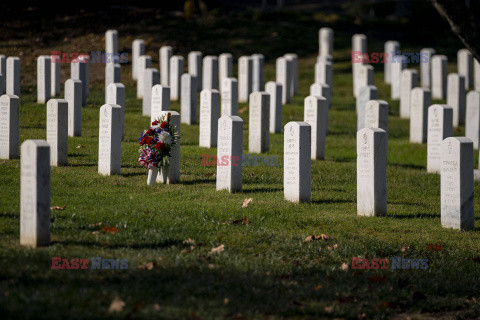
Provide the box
[1,8,480,320]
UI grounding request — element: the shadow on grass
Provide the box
[389,163,426,170]
[387,212,438,219]
[242,187,283,194]
[180,179,216,186]
[311,198,354,204]
[68,163,96,167]
[51,239,184,249]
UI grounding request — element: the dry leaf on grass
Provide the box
[239,107,247,114]
[401,246,410,252]
[340,262,349,270]
[209,244,225,255]
[100,225,119,234]
[242,198,253,208]
[76,145,86,149]
[183,238,196,245]
[304,234,332,242]
[181,246,195,254]
[233,216,250,225]
[208,263,217,269]
[427,243,442,251]
[153,303,161,311]
[109,297,125,313]
[50,206,66,210]
[249,173,254,177]
[138,261,157,270]
[314,285,322,290]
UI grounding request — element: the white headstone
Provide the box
[151,85,170,123]
[188,51,203,91]
[216,115,243,193]
[181,73,197,124]
[160,46,173,86]
[50,54,61,97]
[136,55,152,99]
[71,58,87,105]
[427,104,453,173]
[420,48,435,88]
[441,137,474,230]
[65,79,82,137]
[248,92,270,153]
[315,60,333,95]
[20,140,50,248]
[355,64,373,98]
[284,53,298,95]
[106,83,125,140]
[409,88,431,143]
[142,68,160,116]
[466,91,480,149]
[319,27,333,56]
[132,39,145,80]
[199,89,220,148]
[352,34,367,94]
[276,57,291,104]
[0,94,19,159]
[356,85,378,130]
[105,30,118,55]
[431,55,448,99]
[6,57,20,97]
[390,55,405,100]
[304,95,328,160]
[105,63,121,100]
[399,69,418,119]
[266,81,282,133]
[170,55,184,101]
[202,55,218,90]
[458,49,473,90]
[156,111,181,184]
[357,127,387,216]
[251,54,265,92]
[310,82,331,110]
[365,100,389,133]
[221,77,238,116]
[46,99,68,166]
[284,121,311,203]
[384,40,400,84]
[238,56,253,103]
[98,104,122,175]
[218,53,233,92]
[447,73,466,127]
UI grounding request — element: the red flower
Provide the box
[156,142,165,150]
[152,120,159,125]
[140,136,147,146]
[146,128,155,135]
[160,121,169,129]
[145,137,155,145]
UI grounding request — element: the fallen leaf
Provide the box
[233,216,250,225]
[76,145,86,149]
[324,306,334,313]
[50,205,66,210]
[101,225,119,234]
[314,285,322,290]
[208,263,217,269]
[223,298,229,305]
[368,274,386,283]
[304,234,332,242]
[340,262,349,270]
[153,303,161,311]
[401,246,410,252]
[327,244,338,250]
[183,238,196,245]
[427,244,442,251]
[249,173,254,177]
[92,231,99,234]
[239,107,247,114]
[181,246,195,254]
[109,297,125,313]
[242,198,253,208]
[209,244,225,255]
[138,261,157,270]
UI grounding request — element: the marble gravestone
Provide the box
[355,64,373,98]
[384,40,400,84]
[46,99,68,166]
[20,140,50,248]
[284,121,311,203]
[315,60,333,96]
[181,73,197,125]
[142,68,159,117]
[409,88,431,144]
[6,57,20,97]
[265,81,282,134]
[98,104,122,176]
[364,100,389,133]
[420,48,435,88]
[50,54,61,97]
[221,77,238,116]
[0,94,20,159]
[356,85,378,130]
[251,54,265,92]
[105,30,118,56]
[202,55,218,91]
[248,92,270,153]
[106,83,126,140]
[447,73,466,127]
[431,55,448,99]
[441,137,474,230]
[136,55,152,99]
[284,53,298,96]
[199,89,220,148]
[357,127,387,216]
[390,55,405,100]
[276,57,291,104]
[151,85,170,123]
[310,82,331,109]
[71,57,87,105]
[238,56,253,103]
[304,95,328,160]
[458,49,473,90]
[352,34,367,95]
[399,69,418,119]
[132,39,145,81]
[188,51,202,91]
[156,111,181,184]
[218,53,233,92]
[65,79,82,137]
[319,27,333,56]
[105,63,121,99]
[427,104,453,173]
[170,56,184,101]
[466,91,480,149]
[216,115,243,193]
[160,46,173,86]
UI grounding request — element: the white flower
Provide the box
[158,131,172,144]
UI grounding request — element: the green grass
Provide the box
[1,8,480,320]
